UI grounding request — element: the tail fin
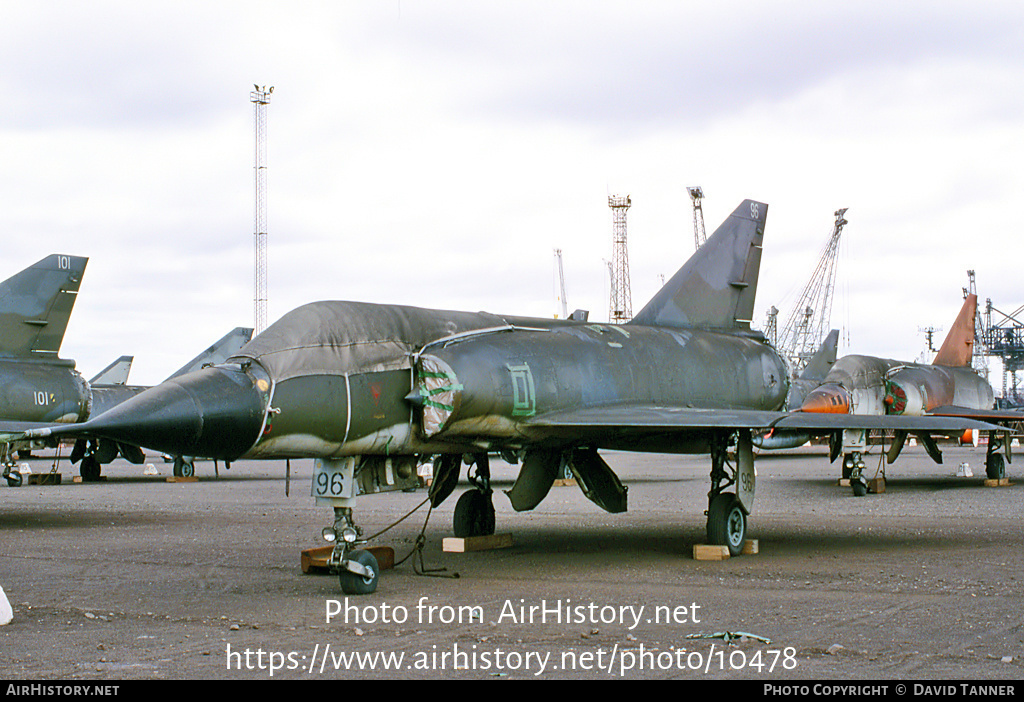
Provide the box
[630,200,767,330]
[164,327,254,380]
[932,294,976,367]
[0,254,88,359]
[90,356,135,385]
[800,329,839,380]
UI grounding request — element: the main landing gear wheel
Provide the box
[453,489,495,538]
[338,549,379,595]
[986,453,1006,480]
[80,456,102,482]
[173,456,195,478]
[706,492,746,556]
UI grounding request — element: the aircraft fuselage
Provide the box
[0,358,89,424]
[249,306,789,458]
[809,354,993,416]
[65,301,789,463]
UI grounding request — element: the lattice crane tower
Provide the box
[608,195,633,323]
[687,186,706,250]
[777,208,848,373]
[965,270,989,381]
[250,84,273,335]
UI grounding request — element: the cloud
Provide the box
[1,1,1022,384]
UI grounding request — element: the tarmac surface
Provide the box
[1,443,1022,681]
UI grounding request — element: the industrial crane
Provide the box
[775,208,849,375]
[687,186,706,251]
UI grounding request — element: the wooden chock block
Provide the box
[693,544,730,561]
[301,545,395,574]
[301,545,335,574]
[838,479,850,487]
[984,478,1012,487]
[443,533,514,553]
[741,539,759,555]
[868,477,885,494]
[73,476,107,483]
[553,478,577,487]
[366,546,395,570]
[166,476,199,483]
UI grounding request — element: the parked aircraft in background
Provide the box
[800,293,1020,494]
[755,329,839,450]
[0,252,253,484]
[89,356,134,386]
[0,254,90,485]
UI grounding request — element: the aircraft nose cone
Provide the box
[800,384,850,414]
[79,365,268,460]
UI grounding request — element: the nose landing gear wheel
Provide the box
[338,549,379,595]
[706,492,746,556]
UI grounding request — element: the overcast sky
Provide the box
[3,1,1023,386]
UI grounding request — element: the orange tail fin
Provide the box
[932,294,976,367]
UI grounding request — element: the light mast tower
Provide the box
[250,84,273,335]
[608,195,632,324]
[554,249,568,319]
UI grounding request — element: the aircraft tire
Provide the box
[338,549,379,595]
[986,453,1006,480]
[6,471,22,488]
[80,456,101,482]
[453,489,495,538]
[173,457,195,478]
[851,479,867,497]
[706,493,745,556]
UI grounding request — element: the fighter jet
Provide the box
[0,254,91,484]
[89,356,135,386]
[799,293,1018,494]
[0,253,254,484]
[17,201,1002,594]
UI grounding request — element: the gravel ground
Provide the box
[1,444,1021,680]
